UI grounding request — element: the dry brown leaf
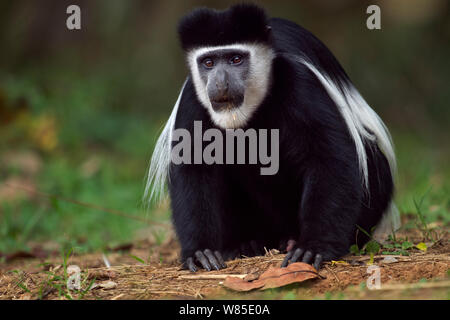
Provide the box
[223,262,318,292]
[223,275,264,291]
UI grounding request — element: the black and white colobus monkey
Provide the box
[145,4,399,272]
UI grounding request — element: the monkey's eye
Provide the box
[202,58,214,68]
[230,55,242,65]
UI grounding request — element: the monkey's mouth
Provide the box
[211,99,235,111]
[210,96,243,112]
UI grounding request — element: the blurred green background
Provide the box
[0,0,448,256]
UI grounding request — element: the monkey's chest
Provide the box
[226,162,299,220]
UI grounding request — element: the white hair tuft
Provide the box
[143,80,187,205]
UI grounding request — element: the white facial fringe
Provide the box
[187,43,275,129]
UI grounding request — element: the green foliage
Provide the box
[9,270,31,293]
[282,291,297,300]
[365,240,381,255]
[349,244,360,255]
[129,254,146,264]
[349,227,427,257]
[401,241,413,250]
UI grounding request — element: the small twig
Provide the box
[324,265,341,286]
[111,293,125,300]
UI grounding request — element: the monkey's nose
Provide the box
[215,81,229,98]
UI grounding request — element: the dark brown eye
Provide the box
[203,58,214,68]
[231,55,242,64]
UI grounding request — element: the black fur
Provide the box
[178,3,270,51]
[170,4,393,268]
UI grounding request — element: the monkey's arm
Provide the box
[280,67,365,269]
[169,163,229,272]
[282,162,363,269]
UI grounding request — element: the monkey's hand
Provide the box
[184,249,227,272]
[281,246,324,271]
[183,240,267,272]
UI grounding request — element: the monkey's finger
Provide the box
[186,257,198,273]
[214,251,227,269]
[281,250,294,268]
[301,250,313,264]
[286,239,297,252]
[313,254,323,271]
[195,250,211,271]
[290,247,304,263]
[204,249,220,271]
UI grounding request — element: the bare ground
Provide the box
[1,229,449,300]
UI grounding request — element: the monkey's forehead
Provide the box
[187,44,252,61]
[178,3,271,51]
[186,44,274,68]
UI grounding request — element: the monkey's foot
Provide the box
[281,247,323,270]
[184,249,227,272]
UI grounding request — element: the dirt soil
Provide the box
[1,229,449,300]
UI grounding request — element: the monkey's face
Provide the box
[198,48,248,112]
[188,44,274,129]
